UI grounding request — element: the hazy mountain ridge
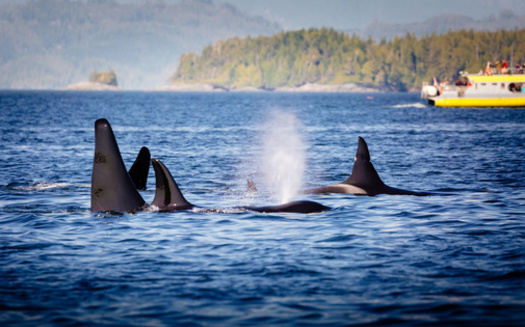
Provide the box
[217,0,525,32]
[361,10,525,40]
[0,0,280,89]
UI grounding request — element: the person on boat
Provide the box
[433,76,440,95]
[439,81,448,94]
[455,76,468,86]
[496,61,501,74]
[516,62,522,74]
[501,61,508,74]
[484,61,493,75]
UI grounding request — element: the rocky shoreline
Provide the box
[156,83,382,93]
[274,83,380,93]
[64,82,122,91]
[62,82,384,92]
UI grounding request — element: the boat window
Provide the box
[492,83,498,86]
[475,83,478,90]
[481,83,486,86]
[501,83,505,89]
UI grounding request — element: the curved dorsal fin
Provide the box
[91,119,146,212]
[129,146,150,190]
[247,179,258,192]
[343,137,384,188]
[151,158,194,211]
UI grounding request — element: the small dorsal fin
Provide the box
[91,119,146,212]
[247,179,258,192]
[151,159,194,211]
[129,146,150,190]
[343,136,384,188]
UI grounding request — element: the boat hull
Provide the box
[429,96,525,108]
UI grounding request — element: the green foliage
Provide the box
[172,28,525,91]
[89,69,118,86]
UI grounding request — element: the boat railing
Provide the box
[461,67,525,76]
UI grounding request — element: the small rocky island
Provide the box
[65,70,122,91]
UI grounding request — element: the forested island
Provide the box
[171,28,525,92]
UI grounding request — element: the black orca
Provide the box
[91,119,147,213]
[90,118,328,214]
[303,137,431,196]
[246,200,329,214]
[151,158,194,212]
[150,158,328,214]
[129,146,150,191]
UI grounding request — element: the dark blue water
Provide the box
[1,91,524,326]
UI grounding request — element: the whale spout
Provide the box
[90,118,329,214]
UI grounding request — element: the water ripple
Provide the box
[1,92,524,326]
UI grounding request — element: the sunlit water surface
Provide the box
[1,91,524,326]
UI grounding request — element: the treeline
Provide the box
[172,28,525,91]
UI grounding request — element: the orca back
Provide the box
[247,200,329,214]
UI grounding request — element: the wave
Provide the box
[392,102,427,108]
[13,182,90,191]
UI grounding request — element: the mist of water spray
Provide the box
[262,111,306,204]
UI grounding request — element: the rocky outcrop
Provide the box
[64,82,122,91]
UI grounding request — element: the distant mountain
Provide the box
[360,10,525,40]
[217,0,525,32]
[0,0,280,89]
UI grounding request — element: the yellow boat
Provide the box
[421,73,525,108]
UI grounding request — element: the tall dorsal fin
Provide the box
[151,158,194,211]
[129,146,150,190]
[91,119,146,212]
[343,136,385,188]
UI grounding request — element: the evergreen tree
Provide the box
[171,28,525,91]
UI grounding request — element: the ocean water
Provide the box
[1,91,524,326]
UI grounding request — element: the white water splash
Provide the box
[392,102,427,108]
[262,111,306,204]
[14,182,71,191]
